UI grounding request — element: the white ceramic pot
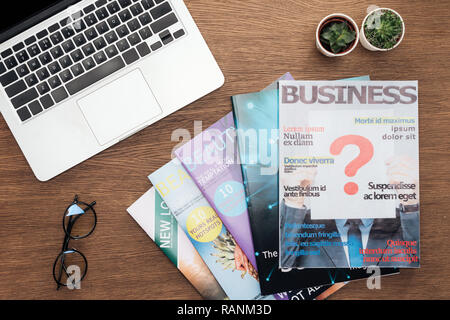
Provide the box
[360,8,405,51]
[316,13,360,57]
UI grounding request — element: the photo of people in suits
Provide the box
[280,155,420,268]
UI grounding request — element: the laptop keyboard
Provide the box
[0,0,185,123]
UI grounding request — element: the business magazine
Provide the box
[279,80,419,268]
[232,75,399,295]
[127,188,228,300]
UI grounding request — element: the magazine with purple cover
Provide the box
[175,113,257,267]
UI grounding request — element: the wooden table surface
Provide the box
[1,0,449,300]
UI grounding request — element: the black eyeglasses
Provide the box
[52,195,97,290]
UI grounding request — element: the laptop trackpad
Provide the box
[78,69,162,146]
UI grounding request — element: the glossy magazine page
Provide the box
[149,159,272,300]
[127,188,228,300]
[278,80,420,269]
[232,75,399,295]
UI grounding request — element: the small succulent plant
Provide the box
[320,22,356,54]
[364,10,403,49]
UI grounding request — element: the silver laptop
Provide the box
[0,0,224,181]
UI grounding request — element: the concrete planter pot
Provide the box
[316,13,359,57]
[360,7,405,51]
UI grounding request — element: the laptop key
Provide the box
[95,0,107,7]
[27,58,41,71]
[62,40,76,53]
[16,50,29,63]
[141,0,155,10]
[73,19,87,33]
[116,25,130,38]
[48,23,60,33]
[5,56,18,69]
[122,48,139,65]
[59,55,73,68]
[24,36,37,46]
[11,88,38,109]
[105,45,119,58]
[16,65,30,77]
[36,29,49,39]
[48,75,62,89]
[150,2,172,20]
[73,34,87,46]
[127,18,141,32]
[37,82,50,94]
[118,9,132,22]
[1,49,13,58]
[29,100,43,115]
[138,12,152,25]
[159,30,173,45]
[48,61,62,75]
[13,42,25,52]
[107,1,121,14]
[84,4,96,14]
[25,74,38,87]
[37,68,50,81]
[105,30,118,44]
[85,27,98,41]
[5,79,27,98]
[39,38,52,51]
[94,37,107,50]
[61,26,76,39]
[82,43,95,56]
[60,69,73,83]
[39,52,52,65]
[50,46,64,59]
[130,3,144,16]
[0,70,18,86]
[96,21,110,34]
[52,87,69,103]
[50,32,64,45]
[85,13,98,26]
[40,94,55,109]
[150,13,177,34]
[95,7,109,21]
[66,55,125,95]
[127,33,141,46]
[173,29,185,39]
[150,41,162,51]
[116,39,130,52]
[136,42,151,57]
[119,0,132,8]
[17,106,32,121]
[71,49,84,62]
[107,15,121,28]
[139,26,152,40]
[82,57,96,71]
[71,63,84,77]
[94,51,107,64]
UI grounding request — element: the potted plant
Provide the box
[316,13,359,57]
[360,7,405,51]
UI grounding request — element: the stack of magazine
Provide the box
[127,73,420,300]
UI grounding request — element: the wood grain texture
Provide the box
[0,0,449,300]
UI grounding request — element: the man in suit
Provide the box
[280,156,420,268]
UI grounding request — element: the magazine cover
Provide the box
[129,188,343,301]
[279,80,419,268]
[127,188,228,300]
[174,111,345,299]
[149,159,271,300]
[232,75,399,295]
[175,112,257,268]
